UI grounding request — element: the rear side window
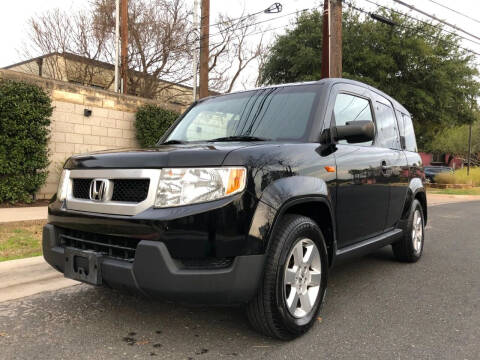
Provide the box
[402,114,417,152]
[333,93,374,146]
[375,102,401,149]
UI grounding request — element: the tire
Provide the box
[246,214,328,340]
[392,199,425,262]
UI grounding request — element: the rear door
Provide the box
[372,96,409,230]
[330,84,390,248]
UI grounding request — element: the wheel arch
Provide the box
[414,190,427,224]
[401,178,428,225]
[267,196,336,267]
[247,176,336,264]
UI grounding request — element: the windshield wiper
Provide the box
[207,135,270,142]
[161,139,187,145]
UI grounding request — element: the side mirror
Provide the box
[333,120,374,144]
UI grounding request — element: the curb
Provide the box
[0,206,48,223]
[0,256,78,303]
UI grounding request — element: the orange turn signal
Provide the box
[226,168,246,195]
[324,166,336,173]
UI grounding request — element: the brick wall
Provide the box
[0,69,189,199]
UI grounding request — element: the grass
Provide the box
[435,167,480,186]
[428,187,480,196]
[0,220,46,262]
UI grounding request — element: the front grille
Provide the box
[180,257,234,270]
[72,178,92,199]
[71,178,150,203]
[60,228,140,262]
[112,179,150,202]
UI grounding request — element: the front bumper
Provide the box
[43,224,265,304]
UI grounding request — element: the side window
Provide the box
[402,113,417,152]
[333,93,374,146]
[375,101,401,149]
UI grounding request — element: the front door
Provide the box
[328,85,390,248]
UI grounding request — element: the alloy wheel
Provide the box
[412,209,423,254]
[284,238,322,318]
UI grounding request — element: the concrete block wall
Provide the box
[44,102,140,198]
[0,69,188,199]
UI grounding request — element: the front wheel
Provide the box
[246,214,328,340]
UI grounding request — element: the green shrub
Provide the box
[435,167,480,186]
[135,104,179,147]
[0,80,52,203]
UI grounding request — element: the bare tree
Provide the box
[91,0,195,99]
[21,0,268,99]
[207,13,268,92]
[23,8,112,87]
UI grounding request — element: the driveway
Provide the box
[1,201,479,360]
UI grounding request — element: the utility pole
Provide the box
[114,0,120,93]
[467,122,472,176]
[330,0,342,77]
[321,0,330,78]
[191,0,199,101]
[199,0,210,99]
[120,0,128,94]
[321,0,342,78]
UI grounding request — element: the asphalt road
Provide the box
[1,201,479,360]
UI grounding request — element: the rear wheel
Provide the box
[392,199,425,262]
[246,214,328,340]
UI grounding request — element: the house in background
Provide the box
[3,52,211,107]
[420,152,464,169]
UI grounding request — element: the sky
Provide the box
[1,0,480,90]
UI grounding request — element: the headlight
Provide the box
[155,167,246,208]
[57,169,70,201]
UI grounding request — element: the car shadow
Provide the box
[2,246,403,359]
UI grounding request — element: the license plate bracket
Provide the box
[64,247,103,285]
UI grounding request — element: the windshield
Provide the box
[164,85,321,143]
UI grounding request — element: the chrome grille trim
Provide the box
[65,169,161,216]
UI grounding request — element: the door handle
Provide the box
[381,160,388,175]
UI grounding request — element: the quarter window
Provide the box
[333,93,374,146]
[402,114,417,152]
[375,102,401,149]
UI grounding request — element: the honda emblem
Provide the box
[89,179,110,201]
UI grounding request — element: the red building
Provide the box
[419,153,463,169]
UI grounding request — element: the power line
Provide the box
[210,2,282,28]
[392,0,480,42]
[209,8,310,38]
[361,0,480,47]
[426,0,480,25]
[138,7,310,57]
[206,23,294,50]
[205,7,317,49]
[143,1,480,58]
[343,0,480,56]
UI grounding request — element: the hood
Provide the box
[64,143,260,169]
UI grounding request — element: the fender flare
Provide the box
[248,176,336,261]
[401,177,427,225]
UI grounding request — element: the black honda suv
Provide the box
[43,78,427,339]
